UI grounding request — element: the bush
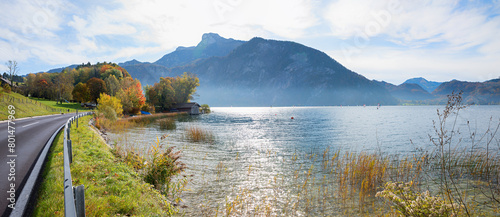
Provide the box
[376,182,457,217]
[144,138,186,193]
[200,104,211,114]
[99,105,117,121]
[2,84,11,93]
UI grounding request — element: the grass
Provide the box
[185,126,215,143]
[28,97,90,113]
[0,92,62,120]
[96,112,186,133]
[158,118,176,130]
[34,116,174,216]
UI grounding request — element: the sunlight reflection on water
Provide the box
[108,105,500,215]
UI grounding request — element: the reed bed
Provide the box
[185,126,215,143]
[158,118,177,130]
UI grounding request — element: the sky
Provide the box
[0,0,499,84]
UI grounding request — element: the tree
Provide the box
[153,77,175,110]
[86,77,107,103]
[117,80,146,115]
[105,75,120,96]
[55,71,74,103]
[4,60,18,88]
[97,93,123,119]
[171,72,199,104]
[72,82,90,103]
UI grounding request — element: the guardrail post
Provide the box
[76,109,79,128]
[67,127,71,140]
[68,139,73,164]
[74,185,86,217]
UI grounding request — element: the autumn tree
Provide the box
[117,78,146,115]
[146,72,199,112]
[55,71,74,103]
[97,93,123,120]
[72,82,90,103]
[105,75,120,96]
[172,72,199,103]
[86,77,107,103]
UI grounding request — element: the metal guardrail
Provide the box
[64,111,93,217]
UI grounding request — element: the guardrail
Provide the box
[64,112,93,217]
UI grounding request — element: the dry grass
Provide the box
[185,126,215,143]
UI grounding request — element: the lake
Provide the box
[108,105,500,215]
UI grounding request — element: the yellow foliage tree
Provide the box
[97,93,123,120]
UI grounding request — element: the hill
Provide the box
[433,79,500,104]
[403,77,442,93]
[374,80,435,101]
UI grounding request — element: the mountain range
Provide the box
[44,33,500,106]
[120,33,397,106]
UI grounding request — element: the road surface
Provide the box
[0,113,78,216]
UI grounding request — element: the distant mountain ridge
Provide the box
[373,80,435,101]
[432,79,500,104]
[403,77,442,93]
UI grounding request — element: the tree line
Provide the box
[15,62,199,117]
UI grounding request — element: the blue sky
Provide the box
[0,0,499,84]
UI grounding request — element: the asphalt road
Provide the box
[0,113,77,216]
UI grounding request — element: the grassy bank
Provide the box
[28,97,90,113]
[34,116,173,216]
[0,92,62,120]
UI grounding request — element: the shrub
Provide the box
[144,137,186,193]
[200,104,211,113]
[2,83,11,93]
[376,181,457,217]
[99,105,117,121]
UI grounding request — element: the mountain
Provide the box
[374,80,435,101]
[119,59,146,66]
[44,64,79,73]
[403,77,442,93]
[153,33,245,68]
[167,37,397,106]
[432,79,500,104]
[121,62,171,86]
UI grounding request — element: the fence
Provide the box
[64,112,93,217]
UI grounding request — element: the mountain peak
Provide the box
[403,77,443,93]
[198,33,225,47]
[154,33,245,68]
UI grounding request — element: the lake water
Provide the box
[108,105,500,215]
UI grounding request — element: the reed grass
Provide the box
[159,118,176,130]
[185,126,215,143]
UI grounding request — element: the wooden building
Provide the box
[173,102,200,115]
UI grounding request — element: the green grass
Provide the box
[28,97,90,113]
[34,116,173,216]
[0,92,62,120]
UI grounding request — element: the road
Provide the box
[0,113,77,216]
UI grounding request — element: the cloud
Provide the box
[328,46,500,84]
[324,0,500,52]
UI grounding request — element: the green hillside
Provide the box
[0,92,62,120]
